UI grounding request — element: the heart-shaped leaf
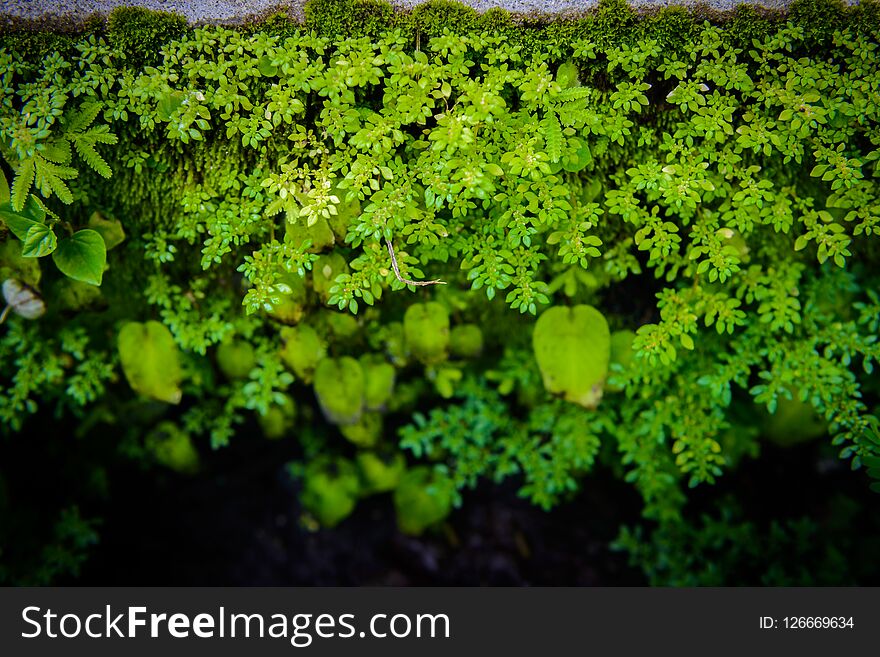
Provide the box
[394,466,455,536]
[533,305,611,409]
[52,229,106,286]
[404,302,450,364]
[313,356,364,425]
[118,321,183,404]
[22,223,57,258]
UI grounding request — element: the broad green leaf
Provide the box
[357,451,405,495]
[311,252,349,301]
[53,278,103,311]
[279,324,326,383]
[313,356,364,425]
[118,320,183,404]
[450,324,484,359]
[265,271,307,324]
[403,302,449,364]
[146,422,199,474]
[157,91,186,122]
[361,355,395,410]
[533,305,611,408]
[394,466,455,536]
[300,457,360,527]
[258,394,297,440]
[0,209,40,241]
[257,55,278,77]
[52,229,106,286]
[88,212,126,250]
[0,240,41,287]
[215,339,257,380]
[339,411,382,447]
[556,59,580,88]
[21,223,57,258]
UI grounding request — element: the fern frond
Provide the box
[33,156,77,204]
[541,113,563,163]
[40,139,72,165]
[73,136,113,178]
[64,101,103,133]
[69,123,118,178]
[11,157,35,212]
[556,86,591,104]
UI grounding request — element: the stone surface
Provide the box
[0,0,802,25]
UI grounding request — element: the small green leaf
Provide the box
[258,55,278,77]
[680,333,695,350]
[52,229,106,286]
[21,223,57,258]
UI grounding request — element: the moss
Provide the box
[408,0,481,37]
[0,30,78,61]
[479,7,515,33]
[720,5,783,49]
[845,0,880,37]
[106,6,189,67]
[250,11,300,38]
[589,0,638,47]
[789,0,847,44]
[304,0,398,39]
[639,7,698,55]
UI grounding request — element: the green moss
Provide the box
[720,5,782,49]
[305,0,396,38]
[409,0,480,37]
[640,6,698,54]
[0,31,78,62]
[790,0,847,43]
[106,7,188,67]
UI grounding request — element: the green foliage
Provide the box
[2,0,880,583]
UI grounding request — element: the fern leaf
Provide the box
[64,101,103,133]
[11,157,36,212]
[556,86,591,103]
[541,113,563,163]
[40,139,72,165]
[73,137,112,178]
[34,157,77,205]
